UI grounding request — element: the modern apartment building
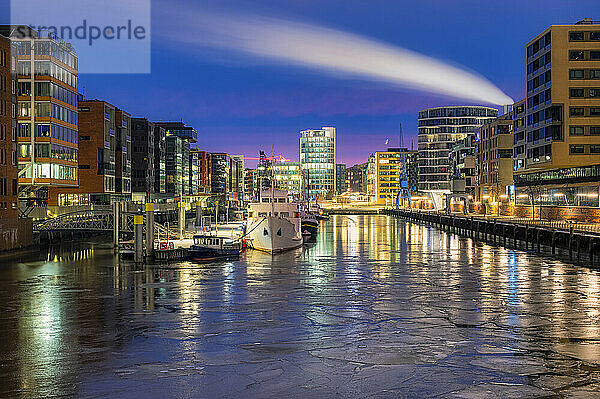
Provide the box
[300,127,336,200]
[165,135,189,196]
[190,149,211,195]
[9,26,79,206]
[156,121,197,198]
[131,118,156,200]
[52,100,121,205]
[418,106,498,208]
[230,155,245,204]
[449,135,477,196]
[209,153,230,199]
[367,148,417,205]
[273,161,302,196]
[475,111,514,204]
[153,124,166,196]
[244,168,256,201]
[514,19,600,208]
[115,107,131,197]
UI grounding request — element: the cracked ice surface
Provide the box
[1,215,600,398]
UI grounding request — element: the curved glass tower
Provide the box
[418,106,498,205]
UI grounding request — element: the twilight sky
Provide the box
[3,0,598,166]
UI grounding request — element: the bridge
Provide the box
[33,209,180,243]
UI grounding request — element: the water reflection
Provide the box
[1,216,600,397]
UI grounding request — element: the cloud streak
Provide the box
[159,9,513,106]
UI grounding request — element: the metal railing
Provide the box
[386,208,600,236]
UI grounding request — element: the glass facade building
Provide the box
[273,161,302,196]
[418,106,498,192]
[12,27,78,191]
[300,127,336,200]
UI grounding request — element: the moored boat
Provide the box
[189,234,241,261]
[246,189,303,253]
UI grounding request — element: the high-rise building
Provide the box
[514,19,600,208]
[368,148,417,205]
[131,118,155,201]
[300,127,336,200]
[336,163,346,195]
[273,161,302,196]
[418,106,498,208]
[52,100,124,205]
[8,26,79,207]
[475,111,514,204]
[346,163,367,193]
[0,32,31,250]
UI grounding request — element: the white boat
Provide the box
[246,189,303,253]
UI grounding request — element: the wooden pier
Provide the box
[382,209,600,266]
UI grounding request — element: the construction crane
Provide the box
[243,155,292,162]
[396,123,412,209]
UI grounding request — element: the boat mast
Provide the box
[271,145,275,216]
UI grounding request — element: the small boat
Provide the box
[189,234,241,261]
[299,205,319,237]
[309,203,329,220]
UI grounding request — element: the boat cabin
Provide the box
[248,189,299,219]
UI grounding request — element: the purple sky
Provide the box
[7,0,596,167]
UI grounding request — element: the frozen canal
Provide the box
[1,215,600,398]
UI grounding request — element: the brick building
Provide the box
[0,32,31,250]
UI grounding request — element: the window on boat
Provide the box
[280,212,289,217]
[277,228,282,236]
[263,228,269,236]
[278,198,286,203]
[258,212,268,217]
[248,212,253,217]
[261,198,270,203]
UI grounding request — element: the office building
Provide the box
[368,148,417,205]
[418,106,498,208]
[336,163,346,194]
[475,111,514,204]
[346,163,367,193]
[273,161,302,196]
[10,26,79,206]
[514,19,600,208]
[300,127,336,200]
